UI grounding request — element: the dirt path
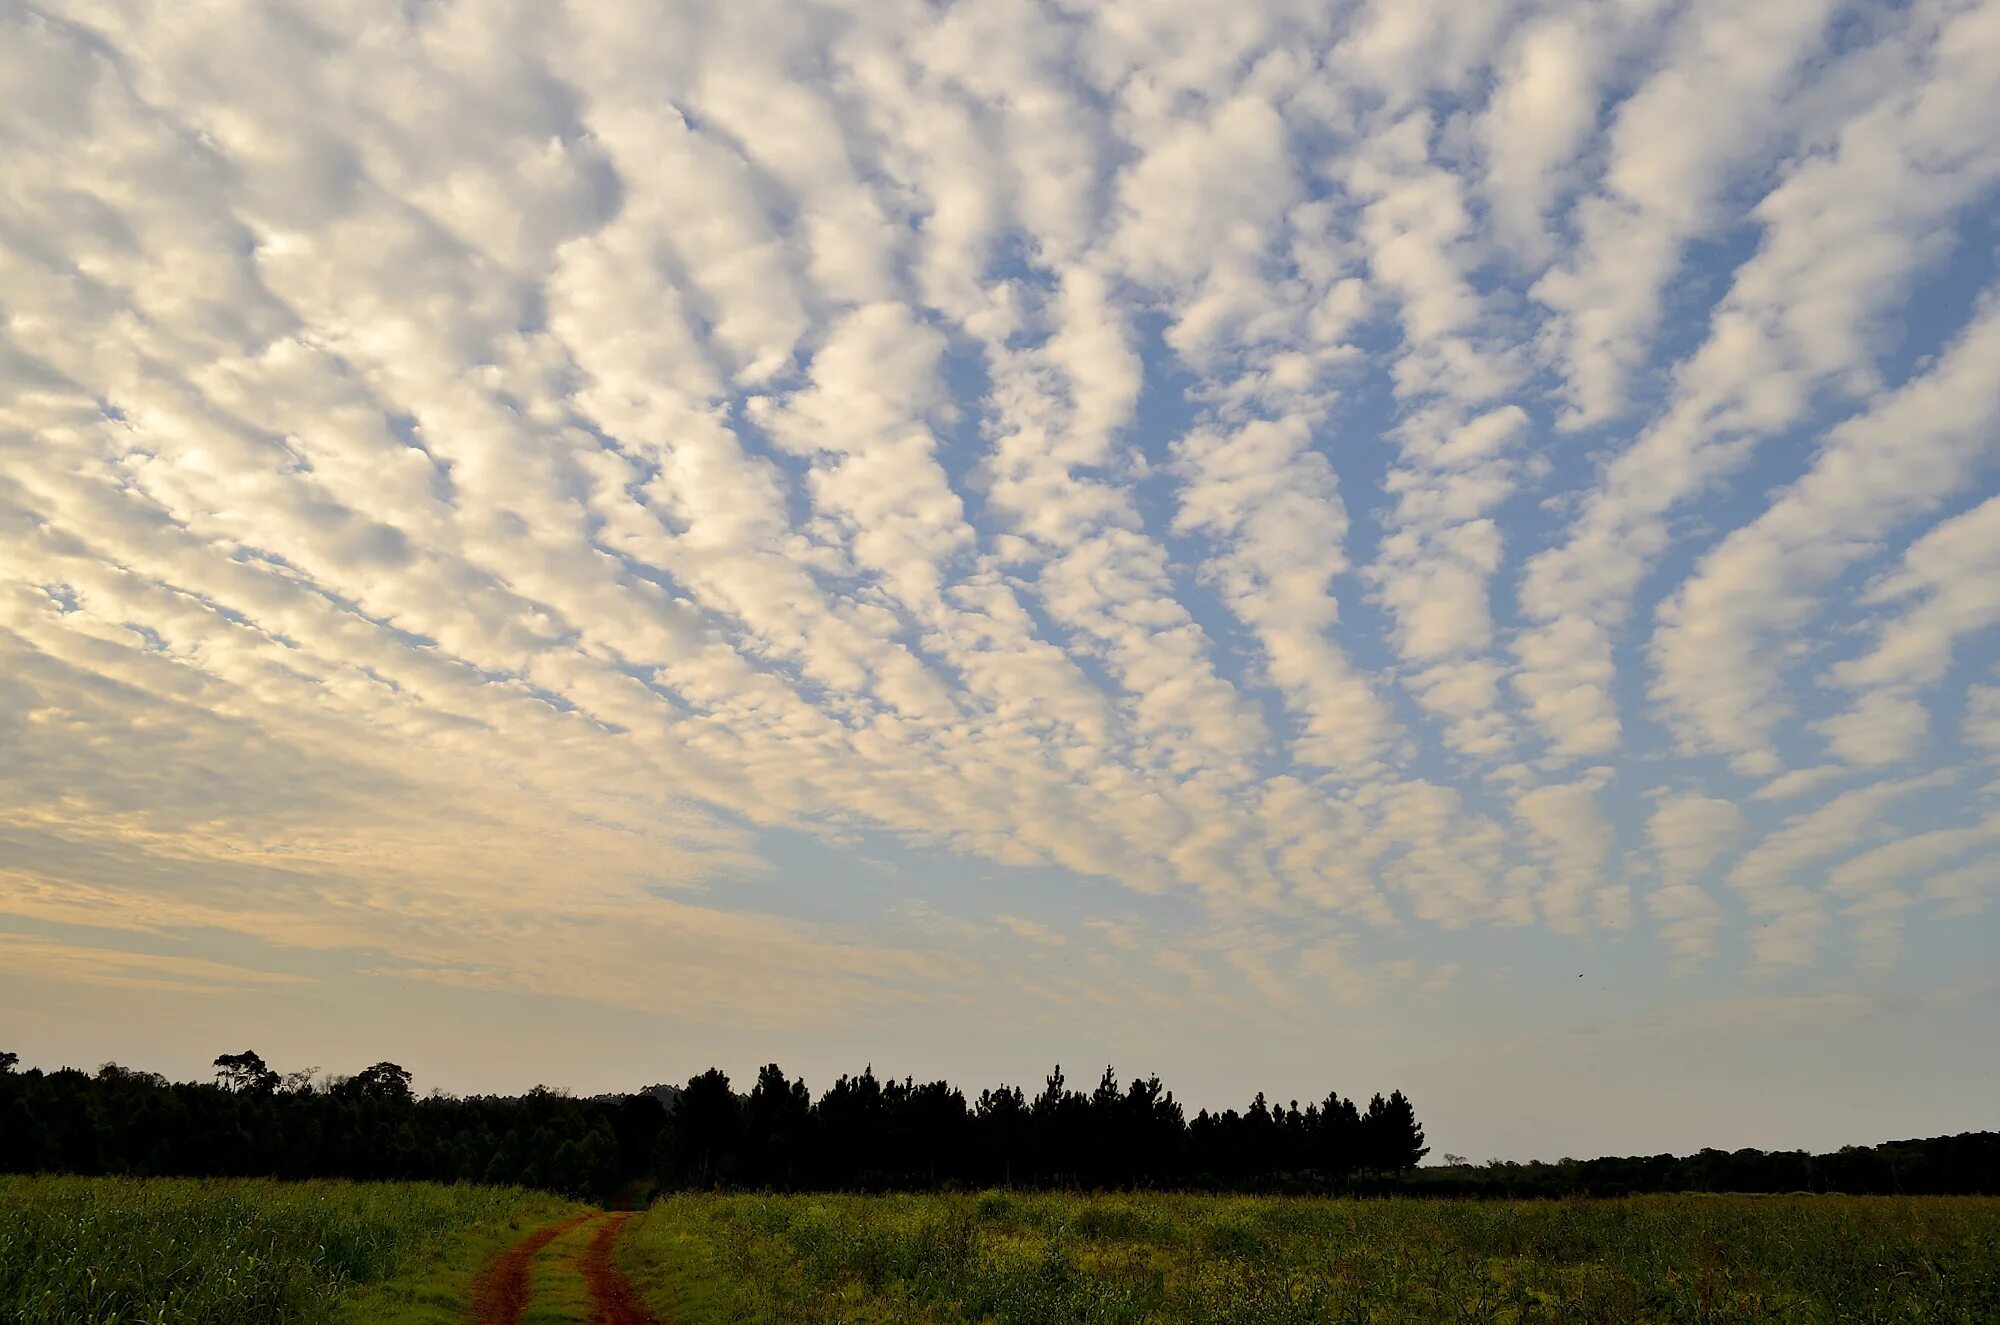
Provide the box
[465,1212,595,1324]
[580,1212,661,1325]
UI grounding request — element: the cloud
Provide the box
[1516,0,2000,760]
[1477,14,1611,258]
[1724,772,1957,968]
[1752,766,1851,803]
[1510,774,1623,934]
[2,0,1997,1037]
[1967,686,2000,757]
[1831,495,2000,697]
[0,931,312,996]
[1649,296,2000,770]
[1175,414,1395,770]
[1639,792,1745,967]
[1531,0,1837,425]
[1813,691,1931,767]
[1923,854,2000,916]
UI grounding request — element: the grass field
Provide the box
[0,1175,582,1324]
[621,1190,2000,1324]
[5,1179,1999,1322]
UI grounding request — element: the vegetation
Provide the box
[0,1053,1430,1200]
[1,1055,659,1205]
[5,1049,1998,1202]
[0,1175,579,1324]
[623,1189,2000,1324]
[663,1063,1427,1190]
[511,1218,603,1325]
[4,1175,1997,1322]
[1404,1135,2000,1199]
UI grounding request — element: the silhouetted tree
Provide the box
[1315,1090,1362,1179]
[213,1050,280,1096]
[897,1078,971,1186]
[1359,1090,1428,1172]
[0,1047,1584,1199]
[338,1062,414,1104]
[741,1064,811,1188]
[667,1068,740,1187]
[814,1066,886,1188]
[1031,1065,1088,1185]
[7,1050,1999,1198]
[1120,1074,1183,1185]
[974,1084,1029,1185]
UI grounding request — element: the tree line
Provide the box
[0,1052,1424,1203]
[1403,1135,2000,1198]
[6,1051,1993,1201]
[661,1062,1427,1191]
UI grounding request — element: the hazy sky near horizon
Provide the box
[3,0,1998,1160]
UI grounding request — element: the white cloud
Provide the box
[1649,296,2000,768]
[1814,691,1931,767]
[1832,495,2000,695]
[1518,0,2000,760]
[1478,2,1672,260]
[1175,415,1396,771]
[1922,854,2000,916]
[1751,766,1851,803]
[1724,772,1956,968]
[1967,686,2000,756]
[1647,792,1746,886]
[1111,93,1298,290]
[1532,0,1837,424]
[2,0,1997,1044]
[1827,815,2000,901]
[1511,774,1621,933]
[1640,791,1744,968]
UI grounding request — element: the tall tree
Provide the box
[339,1061,413,1104]
[213,1050,280,1095]
[1360,1090,1428,1172]
[741,1063,810,1187]
[668,1067,740,1187]
[1315,1089,1362,1179]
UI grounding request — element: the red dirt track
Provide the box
[465,1210,660,1324]
[466,1213,593,1324]
[582,1212,660,1324]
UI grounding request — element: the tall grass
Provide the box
[9,1178,1998,1322]
[0,1176,569,1324]
[623,1190,2000,1324]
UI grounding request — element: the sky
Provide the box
[2,0,1998,1163]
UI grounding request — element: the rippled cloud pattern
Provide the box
[4,0,1999,1036]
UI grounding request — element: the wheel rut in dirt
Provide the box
[465,1212,594,1324]
[581,1212,661,1325]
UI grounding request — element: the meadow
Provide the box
[0,1175,581,1324]
[5,1178,1999,1322]
[620,1190,2000,1324]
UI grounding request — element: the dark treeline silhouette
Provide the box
[4,1051,1994,1201]
[0,1052,1421,1202]
[1402,1136,2000,1198]
[663,1063,1425,1192]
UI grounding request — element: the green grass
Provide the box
[518,1218,601,1325]
[9,1179,1999,1323]
[622,1190,2000,1324]
[0,1175,583,1324]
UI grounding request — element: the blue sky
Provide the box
[2,0,1998,1160]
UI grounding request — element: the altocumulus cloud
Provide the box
[3,0,2000,1031]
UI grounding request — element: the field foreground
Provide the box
[623,1191,2000,1323]
[0,1175,586,1322]
[5,1179,1999,1322]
